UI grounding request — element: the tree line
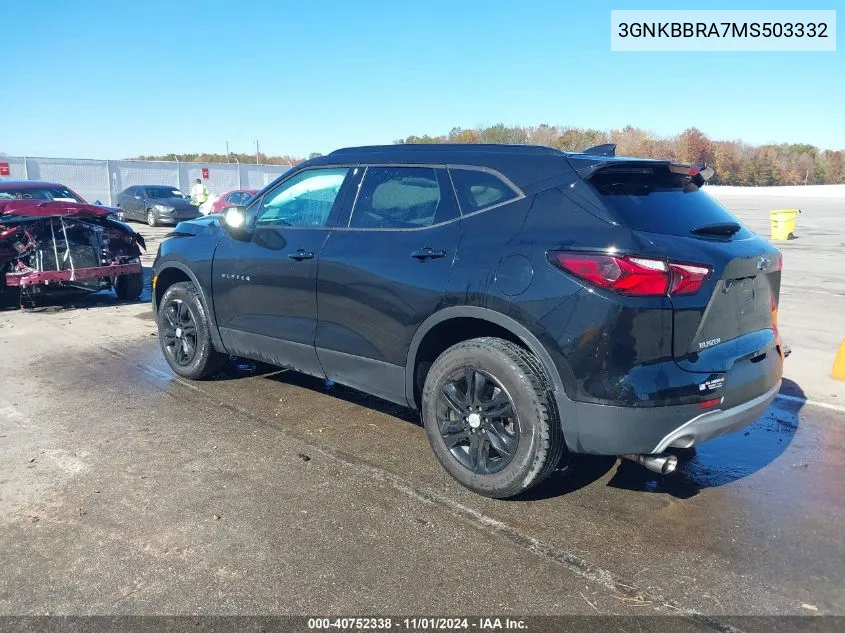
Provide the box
[396,125,845,186]
[132,124,845,186]
[132,152,321,166]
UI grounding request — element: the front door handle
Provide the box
[288,249,315,261]
[410,247,447,261]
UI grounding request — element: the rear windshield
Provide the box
[0,186,83,202]
[590,169,743,237]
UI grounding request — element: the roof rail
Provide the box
[583,143,616,157]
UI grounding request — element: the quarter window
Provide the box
[350,167,451,229]
[255,168,349,228]
[449,168,518,213]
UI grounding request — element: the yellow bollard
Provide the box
[834,339,845,381]
[770,209,800,241]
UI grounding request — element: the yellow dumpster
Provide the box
[770,209,800,240]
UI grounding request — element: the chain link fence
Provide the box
[0,156,290,205]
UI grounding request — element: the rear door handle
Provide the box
[410,247,447,261]
[288,249,315,261]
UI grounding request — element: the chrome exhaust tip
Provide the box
[621,453,678,475]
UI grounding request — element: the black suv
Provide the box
[152,144,783,498]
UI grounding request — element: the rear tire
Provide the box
[115,272,143,301]
[146,209,157,227]
[157,281,225,379]
[421,337,566,499]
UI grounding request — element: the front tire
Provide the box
[0,280,19,309]
[157,281,225,379]
[146,209,158,227]
[115,272,143,301]
[422,337,566,498]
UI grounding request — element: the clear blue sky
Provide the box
[0,0,840,159]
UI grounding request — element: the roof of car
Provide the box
[329,144,564,157]
[0,180,66,189]
[311,144,573,189]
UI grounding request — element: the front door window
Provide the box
[255,168,349,228]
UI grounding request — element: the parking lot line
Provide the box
[775,393,845,414]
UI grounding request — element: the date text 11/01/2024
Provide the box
[307,618,528,630]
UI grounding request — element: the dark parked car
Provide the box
[115,185,201,226]
[210,189,258,215]
[152,144,783,498]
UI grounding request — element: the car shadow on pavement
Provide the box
[248,365,422,425]
[518,455,618,501]
[518,378,806,501]
[602,378,806,499]
[252,366,807,501]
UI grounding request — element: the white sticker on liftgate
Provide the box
[699,377,726,392]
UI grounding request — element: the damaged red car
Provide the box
[0,181,146,307]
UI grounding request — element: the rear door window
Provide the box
[448,168,519,213]
[349,166,456,229]
[589,169,747,237]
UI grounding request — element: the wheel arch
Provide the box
[406,306,577,449]
[153,262,226,353]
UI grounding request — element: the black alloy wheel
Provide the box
[437,366,520,475]
[161,298,198,366]
[422,337,566,498]
[156,281,226,379]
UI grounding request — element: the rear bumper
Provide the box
[560,348,783,455]
[651,381,780,453]
[565,380,780,455]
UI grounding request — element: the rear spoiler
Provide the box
[567,155,716,187]
[583,143,617,157]
[669,163,715,186]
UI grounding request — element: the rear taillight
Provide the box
[668,263,711,295]
[548,252,711,297]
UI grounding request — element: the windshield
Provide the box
[146,187,185,199]
[0,186,84,203]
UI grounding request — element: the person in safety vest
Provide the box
[190,178,209,206]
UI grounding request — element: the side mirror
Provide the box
[94,200,102,205]
[222,207,250,237]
